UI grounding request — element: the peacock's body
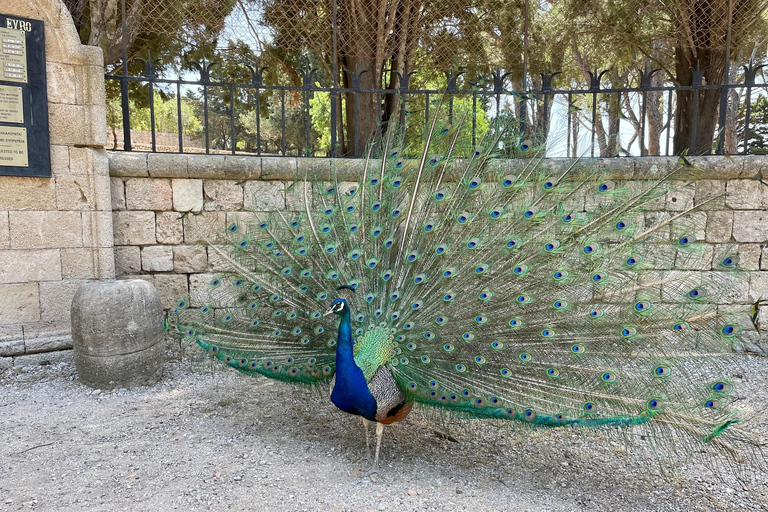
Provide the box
[167,110,765,472]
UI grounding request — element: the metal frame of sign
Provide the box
[0,14,50,177]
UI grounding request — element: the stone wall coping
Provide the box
[109,153,767,181]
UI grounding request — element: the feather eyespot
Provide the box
[647,399,663,411]
[712,382,732,394]
[502,175,516,187]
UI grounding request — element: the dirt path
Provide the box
[1,351,766,511]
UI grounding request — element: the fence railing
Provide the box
[105,57,768,158]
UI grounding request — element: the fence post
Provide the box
[120,0,132,151]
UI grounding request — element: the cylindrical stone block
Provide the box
[71,280,164,389]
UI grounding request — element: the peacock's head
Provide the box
[323,298,348,317]
[323,285,355,317]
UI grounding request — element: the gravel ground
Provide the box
[1,348,767,512]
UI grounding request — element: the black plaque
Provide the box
[0,14,49,177]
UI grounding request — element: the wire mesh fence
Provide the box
[75,0,768,156]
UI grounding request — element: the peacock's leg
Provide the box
[373,421,385,471]
[361,417,373,463]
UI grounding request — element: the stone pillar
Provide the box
[0,0,113,363]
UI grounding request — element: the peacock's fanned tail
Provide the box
[167,113,764,470]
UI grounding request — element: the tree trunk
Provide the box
[672,46,726,155]
[342,55,380,157]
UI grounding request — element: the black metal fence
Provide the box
[105,56,768,158]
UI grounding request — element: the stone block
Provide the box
[70,147,109,177]
[0,211,8,249]
[82,211,115,249]
[111,178,126,210]
[141,245,174,272]
[125,178,173,210]
[0,249,62,284]
[705,211,733,243]
[40,280,86,323]
[763,246,768,270]
[13,350,74,368]
[112,211,156,246]
[735,244,762,270]
[187,155,227,179]
[666,181,695,211]
[244,180,285,211]
[48,103,107,147]
[9,211,82,249]
[173,245,208,273]
[183,212,226,244]
[0,177,56,210]
[726,180,768,210]
[108,153,148,177]
[71,280,164,389]
[749,272,768,303]
[46,62,76,104]
[261,157,296,180]
[156,211,184,244]
[0,284,40,324]
[0,339,24,357]
[23,321,73,353]
[75,65,106,107]
[114,246,141,276]
[732,211,768,243]
[55,175,112,211]
[204,180,244,210]
[173,179,204,212]
[148,153,188,178]
[0,325,24,356]
[694,179,725,210]
[61,247,115,280]
[0,357,11,370]
[223,155,261,179]
[50,145,71,175]
[154,274,189,309]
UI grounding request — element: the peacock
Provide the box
[166,106,766,473]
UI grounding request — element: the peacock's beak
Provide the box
[323,306,335,317]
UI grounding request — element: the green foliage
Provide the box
[106,92,203,136]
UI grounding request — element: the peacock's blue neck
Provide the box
[330,305,378,421]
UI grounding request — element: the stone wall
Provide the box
[0,0,113,368]
[106,153,768,354]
